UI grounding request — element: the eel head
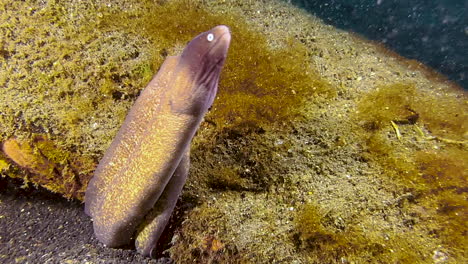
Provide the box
[170,25,231,116]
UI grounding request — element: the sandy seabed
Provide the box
[0,0,466,263]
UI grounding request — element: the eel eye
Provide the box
[207,33,214,42]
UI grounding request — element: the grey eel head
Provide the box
[177,25,231,115]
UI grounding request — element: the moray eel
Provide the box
[84,25,231,257]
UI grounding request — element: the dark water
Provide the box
[288,0,468,89]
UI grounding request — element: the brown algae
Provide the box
[0,0,467,263]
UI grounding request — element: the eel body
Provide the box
[84,25,231,256]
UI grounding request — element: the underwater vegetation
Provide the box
[1,0,467,263]
[294,203,428,263]
[98,0,335,128]
[354,83,467,260]
[0,0,333,198]
[1,135,95,199]
[289,83,467,263]
[357,83,466,140]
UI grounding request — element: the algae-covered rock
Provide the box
[3,138,55,178]
[1,136,95,199]
[0,0,466,263]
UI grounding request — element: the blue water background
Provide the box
[288,0,468,89]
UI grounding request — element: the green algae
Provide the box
[357,83,418,130]
[1,0,467,263]
[0,159,8,172]
[169,204,242,263]
[355,82,468,262]
[98,0,335,128]
[0,0,333,200]
[294,202,435,263]
[0,0,334,260]
[357,82,467,140]
[205,166,247,191]
[1,136,95,199]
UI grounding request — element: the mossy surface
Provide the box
[294,203,429,263]
[0,0,332,199]
[0,0,467,263]
[98,0,335,128]
[1,136,95,199]
[358,83,467,140]
[355,82,467,262]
